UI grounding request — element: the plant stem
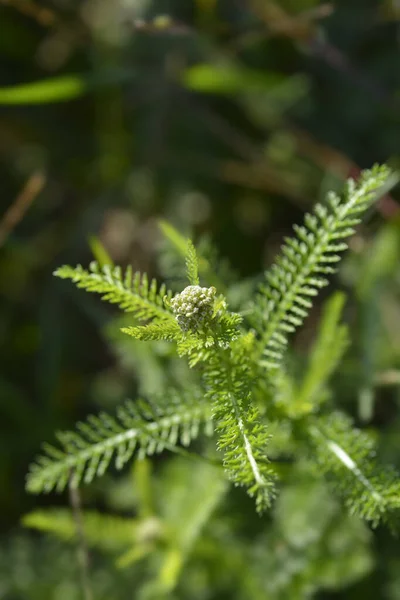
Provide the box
[68,476,94,600]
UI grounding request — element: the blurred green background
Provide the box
[1,0,400,598]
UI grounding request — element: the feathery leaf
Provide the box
[122,320,182,342]
[253,165,392,369]
[26,392,213,494]
[307,412,400,527]
[185,240,200,286]
[205,333,276,512]
[55,262,174,322]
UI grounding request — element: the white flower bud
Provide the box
[171,285,216,332]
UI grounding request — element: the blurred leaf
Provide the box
[133,458,155,519]
[276,480,337,547]
[351,220,400,421]
[156,458,227,592]
[0,69,135,104]
[0,75,88,104]
[296,292,349,412]
[89,235,114,268]
[357,221,400,298]
[22,508,139,551]
[159,220,189,257]
[182,64,285,94]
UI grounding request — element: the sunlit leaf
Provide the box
[0,69,135,104]
[0,75,88,104]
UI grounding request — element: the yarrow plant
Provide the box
[26,165,400,529]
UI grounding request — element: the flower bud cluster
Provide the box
[170,285,216,332]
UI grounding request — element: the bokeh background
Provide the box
[1,0,400,598]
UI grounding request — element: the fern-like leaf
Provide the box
[55,262,174,321]
[253,165,392,369]
[307,412,400,527]
[204,333,276,512]
[214,395,276,513]
[185,240,200,285]
[122,321,182,342]
[26,392,213,494]
[175,310,243,367]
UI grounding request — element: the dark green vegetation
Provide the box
[1,1,400,599]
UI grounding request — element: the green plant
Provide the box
[24,165,400,597]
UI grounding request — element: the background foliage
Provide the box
[0,0,400,598]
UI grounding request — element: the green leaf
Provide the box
[156,458,226,592]
[254,164,393,370]
[182,63,285,94]
[0,75,88,104]
[296,292,349,411]
[88,235,114,268]
[0,69,135,104]
[122,321,182,342]
[185,240,200,285]
[308,412,400,527]
[204,334,276,512]
[26,393,213,494]
[22,509,140,551]
[158,220,223,289]
[357,222,400,297]
[54,262,174,322]
[159,220,189,257]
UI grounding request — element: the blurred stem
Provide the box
[0,172,46,247]
[0,0,57,26]
[68,477,93,600]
